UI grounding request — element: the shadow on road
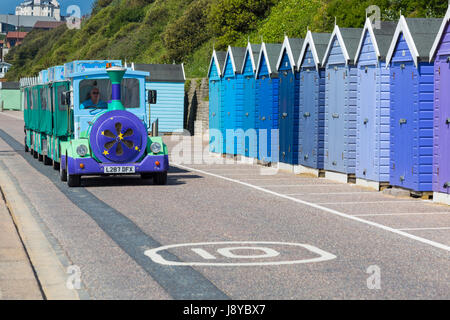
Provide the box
[80,166,203,188]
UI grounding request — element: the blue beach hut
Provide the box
[385,16,442,195]
[276,36,304,167]
[296,31,331,175]
[354,19,396,190]
[322,25,363,182]
[240,42,261,159]
[255,42,282,163]
[222,46,246,155]
[134,64,186,134]
[207,50,227,153]
[429,7,450,205]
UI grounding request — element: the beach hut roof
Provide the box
[386,16,442,66]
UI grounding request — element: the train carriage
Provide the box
[21,60,169,187]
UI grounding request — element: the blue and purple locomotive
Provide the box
[21,60,169,187]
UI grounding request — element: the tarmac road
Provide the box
[0,111,448,300]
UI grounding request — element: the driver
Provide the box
[81,88,108,109]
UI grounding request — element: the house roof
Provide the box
[0,14,57,28]
[241,42,261,73]
[276,36,304,71]
[6,31,28,39]
[133,63,185,82]
[323,25,363,65]
[0,82,20,90]
[297,31,331,69]
[386,16,442,66]
[207,50,226,77]
[354,19,397,64]
[33,21,65,29]
[256,42,282,77]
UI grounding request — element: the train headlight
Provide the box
[150,142,162,154]
[76,144,88,157]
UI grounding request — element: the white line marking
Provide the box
[286,192,376,196]
[317,200,419,205]
[173,163,450,253]
[145,241,336,266]
[354,212,450,217]
[0,112,23,120]
[398,227,450,231]
[191,248,217,260]
[261,184,340,187]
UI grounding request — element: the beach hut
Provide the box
[207,50,226,153]
[322,25,363,182]
[430,8,450,205]
[222,46,246,155]
[354,19,396,190]
[386,16,442,195]
[296,31,331,176]
[276,36,304,167]
[134,64,186,134]
[240,42,261,159]
[255,42,282,163]
[0,82,21,111]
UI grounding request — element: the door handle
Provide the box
[304,112,311,117]
[332,161,337,166]
[282,113,288,118]
[400,176,405,182]
[212,112,216,116]
[332,113,339,119]
[261,116,266,121]
[245,113,249,117]
[363,118,368,124]
[399,118,407,124]
[446,118,450,124]
[444,182,449,188]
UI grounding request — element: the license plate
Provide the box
[104,166,136,174]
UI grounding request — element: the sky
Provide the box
[0,0,95,16]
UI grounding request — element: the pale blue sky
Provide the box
[0,0,95,16]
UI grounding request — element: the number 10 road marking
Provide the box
[144,241,336,267]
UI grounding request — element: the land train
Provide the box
[21,60,169,187]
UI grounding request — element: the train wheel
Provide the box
[60,161,67,182]
[44,155,52,166]
[53,160,60,170]
[67,171,81,187]
[153,172,167,185]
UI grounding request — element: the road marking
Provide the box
[398,227,450,231]
[317,200,419,205]
[217,246,280,259]
[354,212,450,217]
[286,192,376,196]
[261,184,340,187]
[145,241,337,266]
[174,164,450,253]
[191,248,217,260]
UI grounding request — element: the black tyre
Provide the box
[67,173,81,187]
[53,160,60,170]
[141,173,153,180]
[153,172,168,185]
[38,154,43,162]
[44,155,52,166]
[60,161,67,182]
